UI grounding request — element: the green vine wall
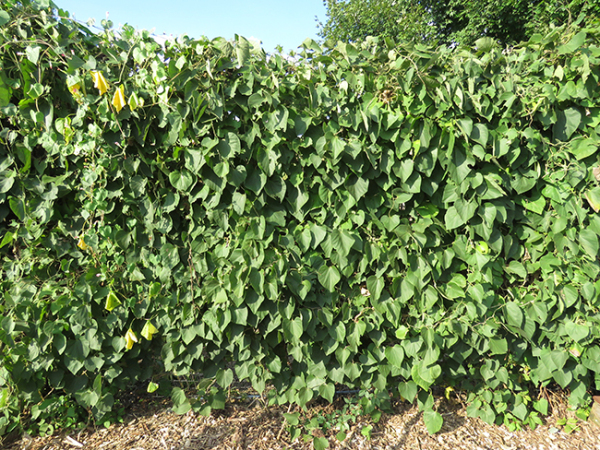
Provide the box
[1,0,600,436]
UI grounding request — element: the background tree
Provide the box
[317,0,433,45]
[318,0,600,47]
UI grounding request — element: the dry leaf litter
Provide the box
[3,389,600,450]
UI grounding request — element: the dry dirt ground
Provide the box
[3,391,600,450]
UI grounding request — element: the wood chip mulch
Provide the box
[3,391,600,450]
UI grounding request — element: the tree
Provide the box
[317,0,434,45]
[318,0,600,47]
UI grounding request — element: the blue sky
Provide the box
[55,0,328,53]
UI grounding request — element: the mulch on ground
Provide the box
[4,390,600,450]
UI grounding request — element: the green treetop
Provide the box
[318,0,600,47]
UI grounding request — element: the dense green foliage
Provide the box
[1,0,600,439]
[319,0,600,47]
[318,0,431,45]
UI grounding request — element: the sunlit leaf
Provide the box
[505,302,524,328]
[553,107,581,141]
[25,46,40,65]
[128,91,142,110]
[317,265,341,292]
[584,187,600,212]
[112,84,126,112]
[385,345,404,368]
[580,229,599,258]
[77,237,88,251]
[141,322,158,340]
[125,329,138,350]
[0,231,14,248]
[313,436,329,450]
[423,410,443,434]
[9,197,24,221]
[68,82,81,95]
[169,169,194,191]
[105,291,122,312]
[91,71,109,95]
[0,10,10,27]
[558,31,586,55]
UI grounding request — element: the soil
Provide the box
[3,390,599,450]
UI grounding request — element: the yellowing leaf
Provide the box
[125,328,138,350]
[569,343,583,358]
[128,91,141,111]
[67,79,84,104]
[141,321,158,340]
[105,291,122,312]
[77,237,88,250]
[112,84,126,112]
[68,82,81,95]
[91,71,109,95]
[476,241,489,255]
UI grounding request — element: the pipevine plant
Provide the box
[1,0,600,438]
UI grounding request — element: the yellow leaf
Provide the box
[105,291,122,312]
[68,82,81,95]
[128,91,141,111]
[141,321,158,340]
[91,71,109,95]
[112,84,126,112]
[125,328,138,350]
[77,237,88,250]
[445,386,454,400]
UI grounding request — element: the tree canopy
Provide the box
[318,0,600,47]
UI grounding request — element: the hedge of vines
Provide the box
[1,0,600,436]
